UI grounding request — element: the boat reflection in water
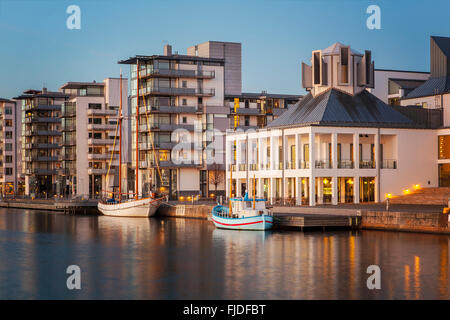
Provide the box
[0,209,449,299]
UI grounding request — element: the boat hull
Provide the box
[211,214,273,231]
[98,198,162,217]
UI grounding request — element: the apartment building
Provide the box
[225,92,302,129]
[14,89,68,197]
[59,78,129,199]
[0,98,23,195]
[226,42,439,206]
[119,41,302,200]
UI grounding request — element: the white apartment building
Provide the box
[226,42,438,206]
[59,78,129,199]
[0,98,23,195]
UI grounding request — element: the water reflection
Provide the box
[0,209,449,299]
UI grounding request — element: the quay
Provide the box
[0,198,449,234]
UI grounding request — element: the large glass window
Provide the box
[438,135,450,159]
[439,164,450,187]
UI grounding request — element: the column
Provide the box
[374,132,380,203]
[236,178,241,198]
[354,175,360,204]
[309,175,315,206]
[270,177,276,204]
[309,131,315,170]
[353,133,359,169]
[270,136,276,170]
[258,177,264,198]
[296,176,302,205]
[331,133,338,169]
[236,140,242,170]
[295,133,301,169]
[317,177,323,204]
[332,176,338,205]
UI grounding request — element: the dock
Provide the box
[0,198,99,214]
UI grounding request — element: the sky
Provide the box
[0,0,450,99]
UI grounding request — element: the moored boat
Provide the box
[98,196,164,217]
[211,193,273,231]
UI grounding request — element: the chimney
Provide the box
[164,44,172,56]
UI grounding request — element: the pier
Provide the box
[0,198,99,214]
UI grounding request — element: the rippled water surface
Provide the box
[0,208,449,299]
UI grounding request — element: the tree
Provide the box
[208,163,224,199]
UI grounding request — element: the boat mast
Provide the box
[229,163,232,216]
[118,70,123,202]
[253,174,256,209]
[135,60,140,200]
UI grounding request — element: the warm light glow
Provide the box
[386,193,393,199]
[179,196,184,201]
[323,178,329,184]
[403,189,411,195]
[346,179,354,185]
[413,184,421,190]
[301,179,306,184]
[187,196,192,201]
[210,193,215,198]
[159,187,166,192]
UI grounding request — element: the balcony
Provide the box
[88,168,115,175]
[88,153,118,160]
[238,164,246,171]
[338,160,354,169]
[285,161,296,169]
[25,156,59,162]
[299,161,310,169]
[315,160,331,169]
[25,130,61,136]
[249,163,259,171]
[62,124,76,131]
[88,138,114,145]
[26,143,60,149]
[381,159,397,169]
[139,105,198,114]
[25,104,61,112]
[87,109,117,116]
[139,68,215,79]
[140,86,215,97]
[359,160,375,169]
[60,154,77,161]
[26,169,58,175]
[87,123,117,131]
[25,117,61,124]
[62,139,76,146]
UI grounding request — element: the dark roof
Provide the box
[404,76,450,99]
[13,89,68,100]
[60,82,105,90]
[118,54,224,65]
[389,78,427,90]
[226,92,303,99]
[267,89,418,129]
[0,98,14,103]
[431,36,450,57]
[375,68,429,74]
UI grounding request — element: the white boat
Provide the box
[97,67,165,217]
[98,197,164,217]
[211,193,273,231]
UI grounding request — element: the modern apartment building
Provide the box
[119,41,302,200]
[14,89,68,197]
[226,42,440,206]
[59,78,129,199]
[0,98,23,195]
[225,92,302,130]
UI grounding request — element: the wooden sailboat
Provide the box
[98,64,165,217]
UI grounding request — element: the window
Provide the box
[5,155,12,163]
[340,46,350,84]
[5,168,12,175]
[88,118,102,124]
[439,136,450,159]
[182,117,187,124]
[5,107,12,115]
[5,120,12,127]
[313,51,321,85]
[182,99,187,106]
[182,80,187,88]
[5,131,12,139]
[244,116,250,126]
[5,143,12,151]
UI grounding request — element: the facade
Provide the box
[225,92,302,130]
[400,36,450,187]
[226,42,438,206]
[368,69,430,105]
[0,98,23,195]
[119,42,302,200]
[59,78,129,199]
[14,89,68,197]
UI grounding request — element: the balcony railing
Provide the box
[315,160,331,169]
[238,164,246,171]
[338,160,354,169]
[299,161,310,169]
[249,163,258,171]
[139,68,215,79]
[285,161,296,169]
[381,159,397,169]
[359,160,375,169]
[139,86,215,97]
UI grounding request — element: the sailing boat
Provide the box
[98,66,165,217]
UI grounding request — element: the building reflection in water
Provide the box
[0,208,449,299]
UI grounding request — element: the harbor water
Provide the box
[0,208,449,299]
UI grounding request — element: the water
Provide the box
[0,208,449,300]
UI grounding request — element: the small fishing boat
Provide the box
[211,193,273,231]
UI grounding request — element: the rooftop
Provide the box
[225,92,303,99]
[118,54,224,65]
[266,88,419,129]
[404,76,450,99]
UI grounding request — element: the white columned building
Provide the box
[225,42,438,206]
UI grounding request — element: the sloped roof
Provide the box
[431,36,450,57]
[389,78,426,90]
[405,76,450,99]
[267,89,417,128]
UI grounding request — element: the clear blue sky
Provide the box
[0,0,449,99]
